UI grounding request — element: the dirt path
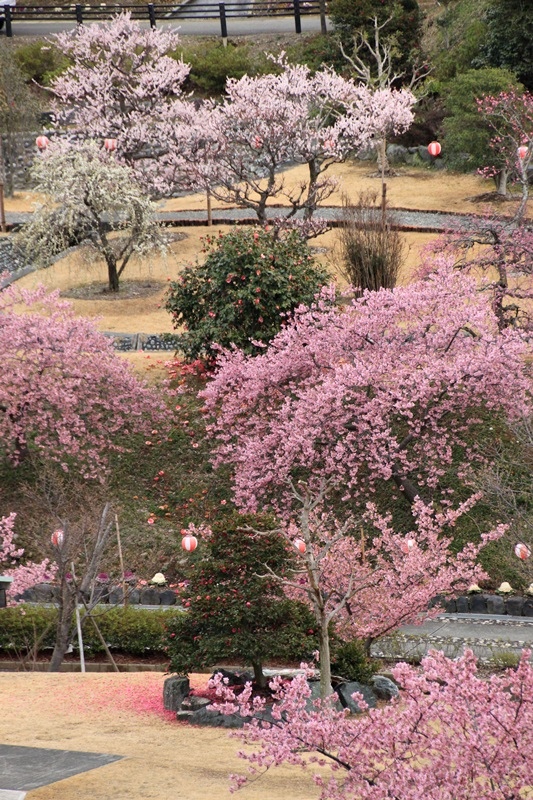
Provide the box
[1,671,322,800]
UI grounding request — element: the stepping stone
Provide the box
[0,745,122,791]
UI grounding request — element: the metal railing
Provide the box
[2,0,327,37]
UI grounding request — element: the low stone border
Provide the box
[19,582,180,606]
[445,594,533,617]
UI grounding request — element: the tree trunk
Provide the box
[319,618,333,700]
[376,138,390,179]
[304,158,320,220]
[495,169,509,196]
[106,256,120,292]
[252,661,267,689]
[49,582,76,671]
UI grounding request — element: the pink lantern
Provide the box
[51,529,64,548]
[517,146,529,160]
[181,534,198,552]
[35,136,49,150]
[293,538,306,554]
[427,141,441,157]
[514,542,531,560]
[104,138,118,152]
[400,538,415,554]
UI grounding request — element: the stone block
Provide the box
[444,598,457,613]
[108,587,124,605]
[127,588,141,605]
[505,596,524,616]
[163,675,190,711]
[486,595,505,615]
[522,598,533,617]
[140,587,161,605]
[335,681,377,714]
[181,696,211,711]
[456,596,470,613]
[32,583,55,602]
[159,589,177,606]
[189,707,250,728]
[209,668,253,686]
[469,594,488,614]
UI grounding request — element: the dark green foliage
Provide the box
[286,34,346,74]
[477,0,533,90]
[441,68,522,172]
[328,0,423,81]
[430,0,489,82]
[174,40,273,97]
[165,514,319,685]
[331,639,379,684]
[14,41,69,85]
[0,605,170,657]
[165,227,330,362]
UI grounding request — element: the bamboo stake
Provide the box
[115,514,128,607]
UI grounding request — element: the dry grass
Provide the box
[6,162,529,346]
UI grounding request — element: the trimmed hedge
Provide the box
[0,605,181,657]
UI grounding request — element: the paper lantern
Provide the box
[35,136,49,150]
[181,534,198,552]
[517,146,529,160]
[51,529,64,547]
[514,542,531,560]
[427,141,442,157]
[293,538,306,554]
[400,538,415,554]
[104,138,118,152]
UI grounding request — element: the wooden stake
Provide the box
[115,514,128,607]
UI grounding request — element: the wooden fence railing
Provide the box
[2,1,327,37]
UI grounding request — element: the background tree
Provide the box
[329,0,423,81]
[165,227,331,362]
[166,515,318,688]
[16,141,165,292]
[49,12,190,194]
[212,648,533,800]
[174,61,415,223]
[440,68,523,191]
[477,0,533,91]
[0,512,55,604]
[0,49,41,198]
[477,89,533,219]
[0,283,166,477]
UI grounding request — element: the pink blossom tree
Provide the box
[211,648,533,800]
[477,89,533,221]
[49,12,190,194]
[172,60,415,223]
[202,269,530,696]
[246,488,504,697]
[0,283,166,477]
[0,513,55,604]
[203,270,530,514]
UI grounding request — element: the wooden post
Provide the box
[206,188,212,226]
[115,514,128,607]
[0,183,6,234]
[219,2,228,46]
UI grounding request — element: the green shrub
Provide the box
[174,41,273,96]
[165,513,319,686]
[165,227,331,362]
[0,605,57,653]
[331,639,379,684]
[14,41,69,85]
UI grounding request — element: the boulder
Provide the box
[181,696,211,711]
[163,675,190,711]
[371,675,399,701]
[335,681,377,714]
[31,583,56,602]
[456,596,470,613]
[386,144,409,164]
[108,586,124,605]
[522,598,533,617]
[209,668,253,686]
[189,706,250,728]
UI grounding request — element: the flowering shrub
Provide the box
[165,227,331,362]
